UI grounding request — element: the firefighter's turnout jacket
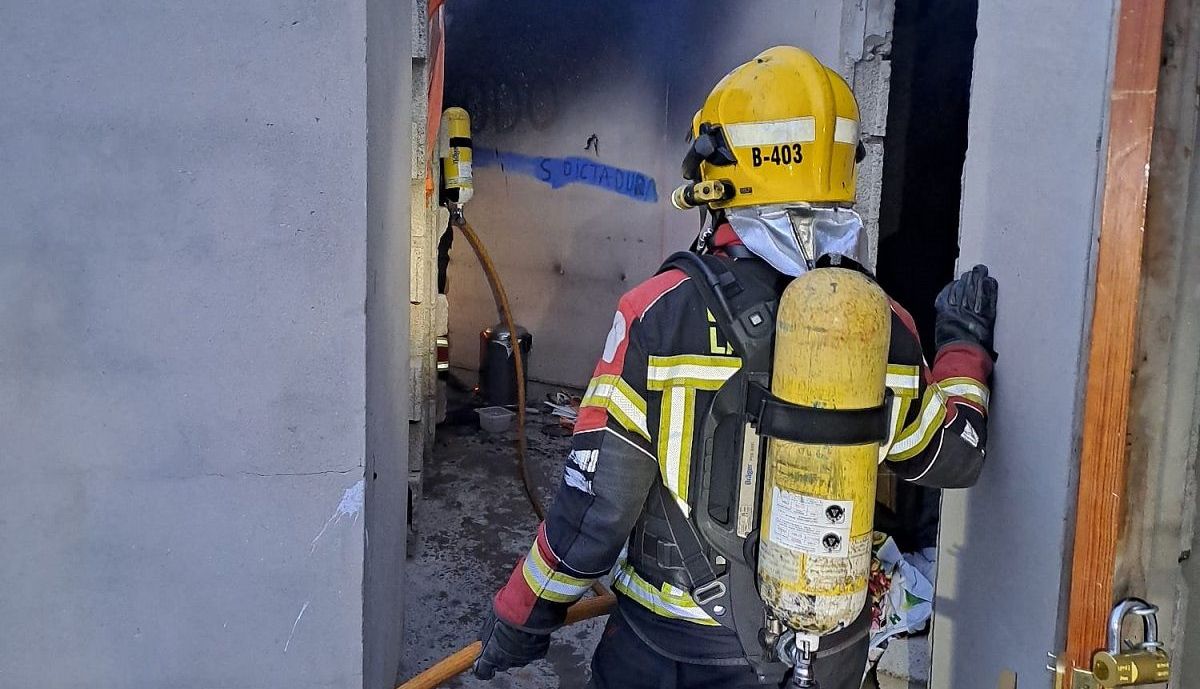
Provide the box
[492,243,992,663]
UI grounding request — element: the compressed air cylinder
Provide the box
[440,107,474,205]
[757,268,890,635]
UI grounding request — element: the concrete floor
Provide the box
[401,411,929,689]
[401,413,604,688]
[875,636,929,689]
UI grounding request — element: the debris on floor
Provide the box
[543,391,580,429]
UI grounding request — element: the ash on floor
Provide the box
[401,414,604,689]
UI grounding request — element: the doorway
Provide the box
[871,0,978,686]
[405,1,982,687]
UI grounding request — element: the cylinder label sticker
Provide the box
[767,488,853,557]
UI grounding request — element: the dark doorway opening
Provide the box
[875,0,980,555]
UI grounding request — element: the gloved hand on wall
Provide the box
[934,264,999,360]
[472,609,551,679]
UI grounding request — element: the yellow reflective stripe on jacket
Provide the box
[659,384,699,506]
[646,354,740,512]
[646,354,742,391]
[879,393,915,463]
[885,364,921,398]
[581,374,650,441]
[706,310,734,355]
[938,376,990,409]
[521,541,594,604]
[613,562,720,626]
[888,384,948,461]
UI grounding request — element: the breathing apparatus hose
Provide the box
[395,213,613,689]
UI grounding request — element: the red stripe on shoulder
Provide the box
[621,269,689,320]
[574,406,608,434]
[889,299,921,340]
[589,270,689,381]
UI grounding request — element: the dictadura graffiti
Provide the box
[475,149,659,203]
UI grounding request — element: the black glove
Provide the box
[472,609,551,680]
[934,264,999,359]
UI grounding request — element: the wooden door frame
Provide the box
[1063,0,1169,683]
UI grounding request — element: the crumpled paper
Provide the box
[868,533,936,661]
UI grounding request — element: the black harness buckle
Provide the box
[693,579,728,606]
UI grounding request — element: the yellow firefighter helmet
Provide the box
[677,46,861,210]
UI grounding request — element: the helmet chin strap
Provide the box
[694,206,713,253]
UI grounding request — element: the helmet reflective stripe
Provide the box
[834,117,859,145]
[612,563,720,626]
[724,117,817,147]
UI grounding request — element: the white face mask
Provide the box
[725,205,871,277]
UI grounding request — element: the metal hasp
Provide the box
[1051,652,1100,689]
[1051,598,1172,688]
[1090,598,1170,687]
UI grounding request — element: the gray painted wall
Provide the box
[365,0,413,687]
[443,0,890,388]
[0,2,376,687]
[932,0,1117,685]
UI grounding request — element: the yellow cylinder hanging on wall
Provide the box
[757,267,890,636]
[440,107,473,206]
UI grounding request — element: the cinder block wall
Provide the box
[0,2,410,687]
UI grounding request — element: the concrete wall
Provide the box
[932,0,1118,685]
[442,0,893,388]
[0,3,381,687]
[365,1,414,687]
[1187,547,1200,687]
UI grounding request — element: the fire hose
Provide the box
[395,213,613,689]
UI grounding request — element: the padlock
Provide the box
[1090,598,1171,687]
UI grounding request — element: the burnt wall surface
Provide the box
[443,1,881,387]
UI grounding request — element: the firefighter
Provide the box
[473,46,998,688]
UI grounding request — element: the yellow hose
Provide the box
[452,215,608,601]
[397,593,615,689]
[451,214,542,521]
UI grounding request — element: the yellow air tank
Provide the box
[757,268,890,635]
[440,107,474,206]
